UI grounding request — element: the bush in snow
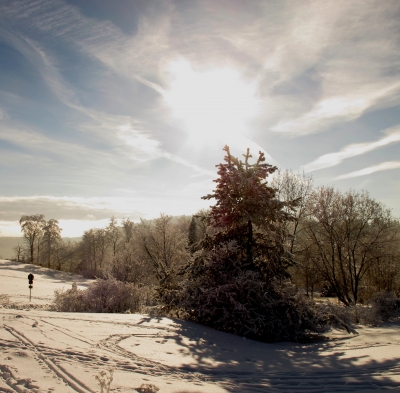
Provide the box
[53,282,86,312]
[369,291,400,322]
[316,293,400,329]
[53,277,154,313]
[83,277,143,313]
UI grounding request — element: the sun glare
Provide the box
[164,59,260,146]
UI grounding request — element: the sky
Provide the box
[0,0,399,237]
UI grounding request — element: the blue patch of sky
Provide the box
[63,0,150,36]
[84,73,162,118]
[41,43,162,119]
[271,67,323,104]
[358,105,400,132]
[370,142,400,162]
[265,126,346,170]
[0,47,118,151]
[0,42,50,100]
[0,139,28,155]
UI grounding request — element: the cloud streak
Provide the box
[335,161,400,180]
[302,126,400,173]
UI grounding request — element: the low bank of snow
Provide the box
[1,260,400,392]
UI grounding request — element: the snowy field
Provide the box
[1,260,400,392]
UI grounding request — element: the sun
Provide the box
[164,59,260,146]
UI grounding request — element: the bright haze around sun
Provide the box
[0,0,399,236]
[164,59,262,149]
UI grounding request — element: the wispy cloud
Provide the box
[270,82,400,136]
[0,21,211,176]
[7,32,153,147]
[335,161,400,180]
[1,0,172,89]
[263,1,400,136]
[302,126,400,172]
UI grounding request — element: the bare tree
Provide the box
[79,228,110,275]
[107,216,121,256]
[363,230,400,298]
[53,240,78,271]
[271,169,314,254]
[134,214,188,287]
[42,219,62,268]
[13,243,24,262]
[121,217,135,243]
[79,229,96,272]
[111,243,152,285]
[95,228,109,271]
[305,187,399,305]
[271,170,319,295]
[19,214,46,264]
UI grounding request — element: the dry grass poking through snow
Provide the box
[137,383,160,392]
[95,368,114,393]
[0,294,10,306]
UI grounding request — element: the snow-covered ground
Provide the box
[1,260,400,393]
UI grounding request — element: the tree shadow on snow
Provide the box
[136,315,400,392]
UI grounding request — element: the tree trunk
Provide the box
[30,243,34,264]
[247,219,253,265]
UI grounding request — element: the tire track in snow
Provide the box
[0,364,19,393]
[39,318,210,383]
[39,319,95,346]
[3,325,94,393]
[2,321,214,387]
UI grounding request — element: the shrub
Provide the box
[83,277,141,313]
[369,291,400,322]
[316,294,400,329]
[52,278,154,313]
[53,282,86,312]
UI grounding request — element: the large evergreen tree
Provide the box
[168,146,324,342]
[202,145,298,278]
